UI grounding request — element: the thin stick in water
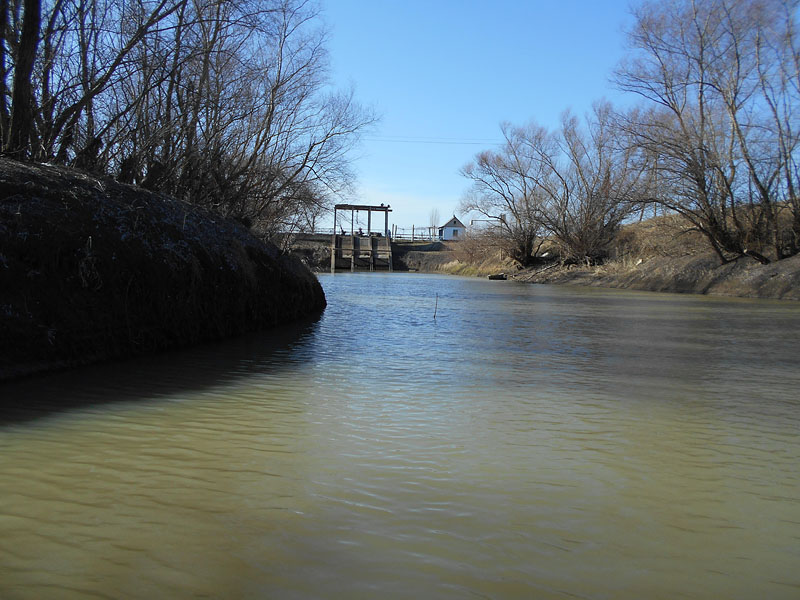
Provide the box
[434,293,438,319]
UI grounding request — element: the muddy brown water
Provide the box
[1,273,799,599]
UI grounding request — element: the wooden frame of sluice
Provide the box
[331,204,393,273]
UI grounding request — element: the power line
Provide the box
[363,136,503,146]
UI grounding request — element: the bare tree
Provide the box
[428,208,440,238]
[105,0,375,234]
[753,0,800,255]
[1,0,375,235]
[615,0,800,263]
[460,122,547,266]
[461,104,646,266]
[537,103,648,264]
[429,208,440,229]
[32,0,184,162]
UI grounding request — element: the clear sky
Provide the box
[322,0,636,231]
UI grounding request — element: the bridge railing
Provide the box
[278,226,441,241]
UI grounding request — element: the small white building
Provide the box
[438,216,467,241]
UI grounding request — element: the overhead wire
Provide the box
[362,135,503,146]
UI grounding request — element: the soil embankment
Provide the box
[392,241,516,276]
[1,159,326,380]
[393,242,455,272]
[400,216,800,300]
[512,253,800,300]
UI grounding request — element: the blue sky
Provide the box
[322,0,636,230]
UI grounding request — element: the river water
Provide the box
[1,273,799,599]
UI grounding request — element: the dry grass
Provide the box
[611,214,708,261]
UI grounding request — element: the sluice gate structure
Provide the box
[331,204,393,272]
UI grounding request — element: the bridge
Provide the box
[330,203,393,272]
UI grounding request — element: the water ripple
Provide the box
[2,274,799,598]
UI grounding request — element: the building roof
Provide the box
[440,216,466,229]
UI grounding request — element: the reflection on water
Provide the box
[1,273,799,599]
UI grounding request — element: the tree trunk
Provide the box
[7,0,40,156]
[0,0,10,141]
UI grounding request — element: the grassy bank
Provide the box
[1,159,326,380]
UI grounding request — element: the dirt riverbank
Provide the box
[1,158,326,380]
[511,252,800,300]
[403,216,800,301]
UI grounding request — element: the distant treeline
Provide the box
[0,0,374,234]
[461,0,799,266]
